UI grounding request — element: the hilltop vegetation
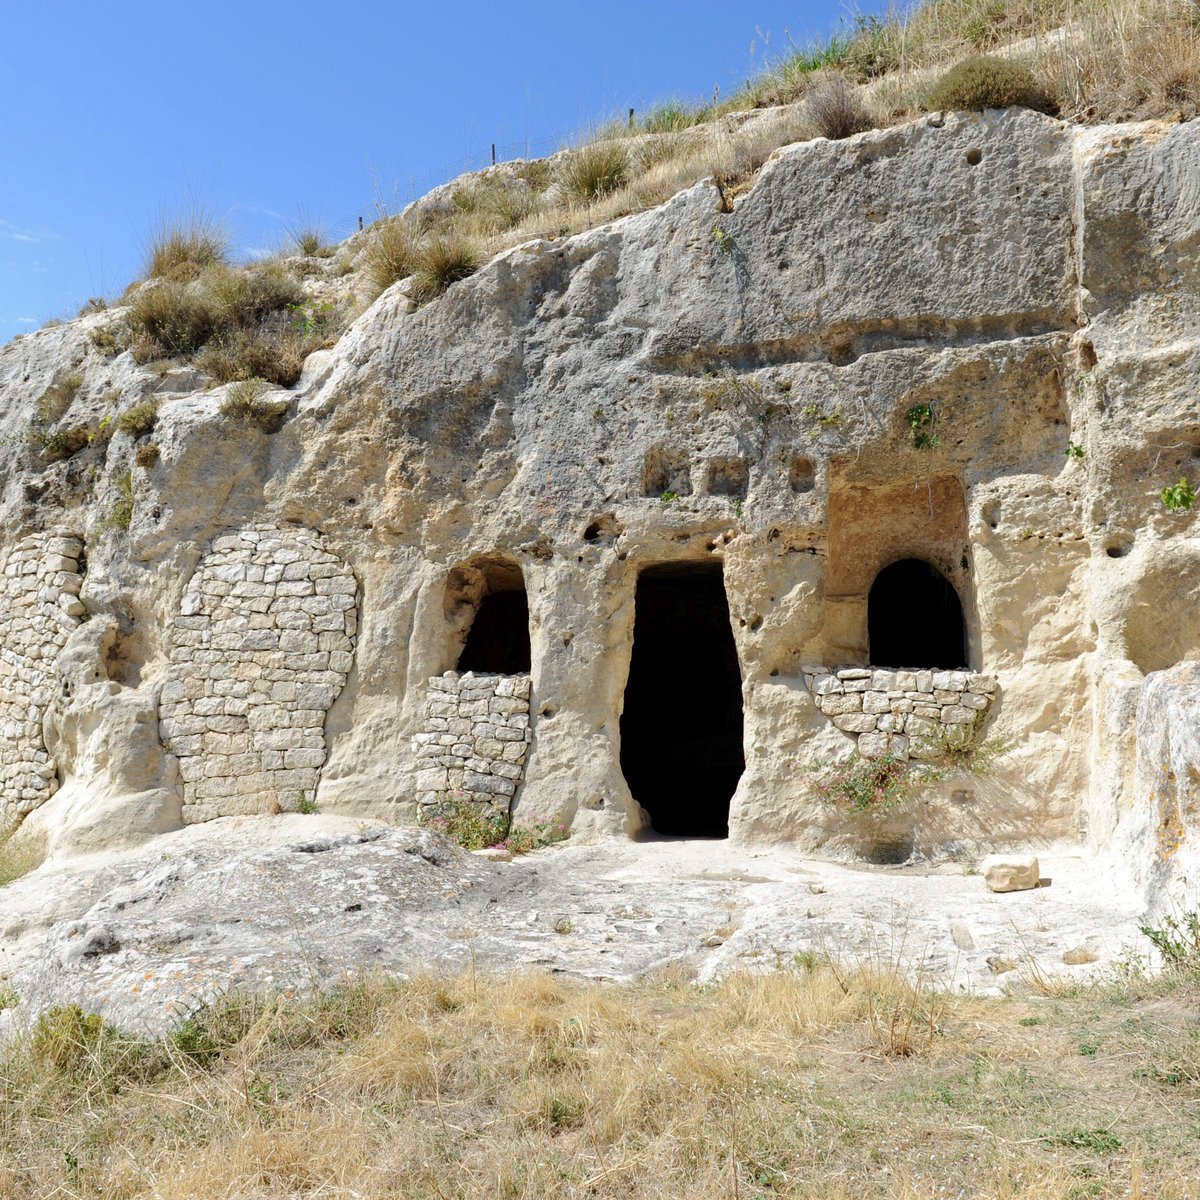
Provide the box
[57,0,1194,404]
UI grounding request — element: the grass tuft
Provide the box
[0,826,45,887]
[219,377,289,432]
[115,398,159,439]
[35,371,84,423]
[559,139,630,204]
[144,208,228,282]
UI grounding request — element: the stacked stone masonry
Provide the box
[804,667,997,760]
[0,532,85,825]
[413,671,532,816]
[159,525,357,824]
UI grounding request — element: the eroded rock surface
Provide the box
[0,817,1145,1035]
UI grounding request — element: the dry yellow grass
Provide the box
[3,956,1200,1199]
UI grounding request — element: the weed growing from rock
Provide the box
[115,398,159,439]
[1162,477,1195,511]
[219,378,289,433]
[559,139,630,204]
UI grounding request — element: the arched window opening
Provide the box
[449,556,531,675]
[868,558,966,669]
[620,561,744,838]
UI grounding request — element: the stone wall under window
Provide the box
[413,671,532,819]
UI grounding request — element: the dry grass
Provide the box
[4,953,1200,1199]
[219,378,289,432]
[34,370,84,423]
[0,827,45,888]
[144,208,229,282]
[123,260,331,386]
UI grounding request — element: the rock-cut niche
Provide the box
[868,558,967,669]
[620,560,744,838]
[447,555,531,675]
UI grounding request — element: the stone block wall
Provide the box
[805,666,997,760]
[0,533,85,825]
[413,671,532,817]
[159,525,357,823]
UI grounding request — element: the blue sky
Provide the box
[0,1,882,340]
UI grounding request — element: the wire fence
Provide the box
[319,121,632,243]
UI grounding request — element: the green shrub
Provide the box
[35,371,84,423]
[127,280,220,360]
[204,261,304,327]
[219,378,289,432]
[145,209,229,281]
[1162,478,1195,511]
[927,55,1058,114]
[560,140,630,204]
[116,398,159,438]
[31,1005,107,1074]
[409,232,479,302]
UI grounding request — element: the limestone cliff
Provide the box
[0,109,1196,906]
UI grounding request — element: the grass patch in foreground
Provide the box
[3,952,1200,1198]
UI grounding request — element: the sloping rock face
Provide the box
[0,109,1196,876]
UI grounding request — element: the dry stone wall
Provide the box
[413,671,532,817]
[159,525,357,823]
[805,667,997,760]
[0,532,85,825]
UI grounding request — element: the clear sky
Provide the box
[0,1,883,341]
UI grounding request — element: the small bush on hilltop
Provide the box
[559,139,630,204]
[145,209,229,282]
[408,232,479,302]
[806,73,875,139]
[927,54,1058,113]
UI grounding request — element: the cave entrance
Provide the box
[620,561,744,838]
[868,558,967,669]
[453,558,531,675]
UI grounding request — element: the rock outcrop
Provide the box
[0,108,1194,896]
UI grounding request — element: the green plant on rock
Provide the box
[107,471,135,531]
[1065,442,1085,459]
[659,490,680,503]
[906,403,939,449]
[1162,478,1195,511]
[712,225,734,254]
[220,378,289,433]
[1140,909,1200,967]
[423,794,567,856]
[815,751,927,813]
[116,398,159,439]
[927,55,1057,115]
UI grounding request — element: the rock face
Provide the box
[0,108,1195,880]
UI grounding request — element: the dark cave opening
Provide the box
[620,561,744,838]
[868,558,967,669]
[458,590,531,674]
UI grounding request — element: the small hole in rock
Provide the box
[1106,541,1132,558]
[965,148,982,166]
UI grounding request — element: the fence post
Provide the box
[628,107,635,129]
[491,143,496,165]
